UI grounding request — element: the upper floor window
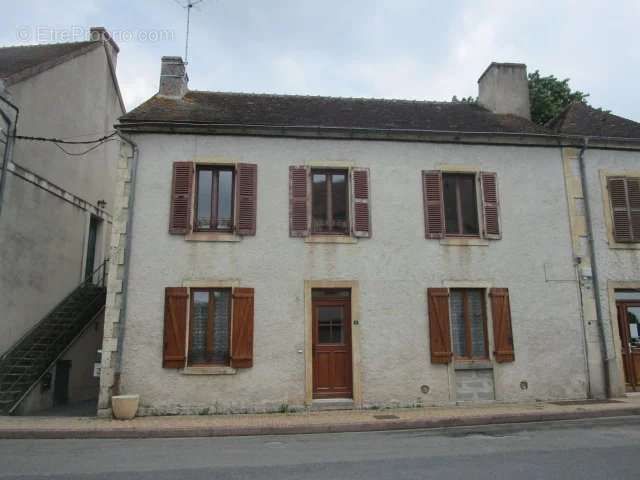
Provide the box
[608,176,640,243]
[196,165,234,232]
[312,169,349,234]
[443,173,479,236]
[423,170,500,240]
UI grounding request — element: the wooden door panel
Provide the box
[312,297,353,398]
[617,301,640,389]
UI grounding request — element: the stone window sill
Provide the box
[440,238,489,247]
[454,360,493,370]
[185,232,241,242]
[607,241,640,250]
[181,366,237,375]
[305,235,357,244]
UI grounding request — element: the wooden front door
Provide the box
[312,294,353,398]
[616,301,640,390]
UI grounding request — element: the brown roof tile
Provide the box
[120,91,548,134]
[548,101,640,139]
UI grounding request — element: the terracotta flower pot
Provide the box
[111,394,139,420]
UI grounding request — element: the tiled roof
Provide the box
[547,101,640,139]
[120,91,549,134]
[0,41,98,80]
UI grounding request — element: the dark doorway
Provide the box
[54,360,71,405]
[312,289,353,399]
[85,216,100,281]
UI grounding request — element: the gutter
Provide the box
[0,93,19,218]
[577,137,612,397]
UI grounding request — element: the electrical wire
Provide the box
[12,131,117,144]
[53,138,119,156]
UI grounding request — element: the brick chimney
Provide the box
[159,56,188,98]
[478,62,531,120]
[90,27,119,69]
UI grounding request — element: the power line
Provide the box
[12,132,117,144]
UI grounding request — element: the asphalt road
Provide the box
[1,417,640,479]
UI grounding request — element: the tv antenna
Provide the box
[173,0,204,64]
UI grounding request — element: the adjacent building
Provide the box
[97,58,640,416]
[0,28,124,414]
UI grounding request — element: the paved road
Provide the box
[1,417,639,479]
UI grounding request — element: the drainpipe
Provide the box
[0,93,19,218]
[577,137,612,398]
[111,131,138,393]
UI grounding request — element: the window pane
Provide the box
[450,290,466,357]
[197,170,212,229]
[468,290,487,358]
[459,175,479,235]
[189,291,210,364]
[331,173,348,232]
[443,175,459,235]
[312,173,328,232]
[217,170,233,229]
[317,305,344,344]
[212,290,231,362]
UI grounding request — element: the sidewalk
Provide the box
[1,396,640,439]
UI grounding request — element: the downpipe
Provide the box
[0,93,19,218]
[578,137,612,398]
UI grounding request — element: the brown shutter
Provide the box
[427,288,452,364]
[481,172,501,239]
[289,166,310,237]
[490,288,515,363]
[169,162,194,234]
[163,287,188,368]
[608,177,640,242]
[231,287,254,368]
[235,163,257,236]
[629,178,640,241]
[422,171,444,239]
[351,168,371,238]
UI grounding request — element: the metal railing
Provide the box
[0,258,109,365]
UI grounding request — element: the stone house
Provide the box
[98,57,640,416]
[0,28,124,414]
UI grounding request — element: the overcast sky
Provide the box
[2,1,639,121]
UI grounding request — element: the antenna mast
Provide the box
[179,0,203,64]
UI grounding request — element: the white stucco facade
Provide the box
[111,133,591,415]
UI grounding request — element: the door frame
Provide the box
[304,280,361,406]
[615,299,640,390]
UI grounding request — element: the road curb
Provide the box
[2,407,639,439]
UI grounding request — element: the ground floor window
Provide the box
[450,289,488,359]
[189,288,231,365]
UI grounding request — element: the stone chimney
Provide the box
[159,56,188,98]
[478,62,531,120]
[90,27,119,68]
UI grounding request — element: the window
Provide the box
[195,166,234,232]
[608,177,640,243]
[450,289,487,359]
[189,288,231,365]
[311,169,349,234]
[443,173,479,236]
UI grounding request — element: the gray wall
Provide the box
[0,44,121,355]
[117,133,588,414]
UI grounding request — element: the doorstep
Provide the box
[310,398,355,411]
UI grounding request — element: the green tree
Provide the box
[527,70,589,125]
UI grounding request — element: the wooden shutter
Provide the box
[490,288,515,363]
[163,287,188,368]
[289,166,310,237]
[235,163,257,236]
[609,177,640,242]
[481,172,501,239]
[351,168,371,238]
[427,288,452,364]
[168,162,194,234]
[422,171,444,239]
[231,287,254,368]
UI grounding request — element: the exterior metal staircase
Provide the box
[0,260,108,415]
